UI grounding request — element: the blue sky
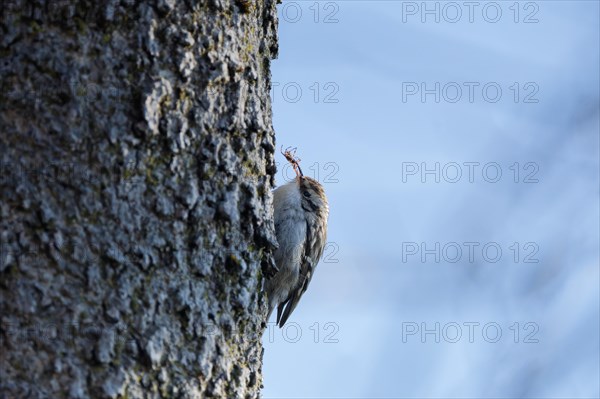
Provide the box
[262,2,599,397]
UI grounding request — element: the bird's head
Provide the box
[298,176,329,218]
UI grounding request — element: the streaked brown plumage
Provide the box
[265,174,329,327]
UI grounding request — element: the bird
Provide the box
[265,148,330,327]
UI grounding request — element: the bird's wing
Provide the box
[277,220,326,327]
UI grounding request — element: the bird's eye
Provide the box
[303,190,310,197]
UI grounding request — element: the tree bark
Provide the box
[0,0,279,397]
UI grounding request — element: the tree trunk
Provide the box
[0,0,279,397]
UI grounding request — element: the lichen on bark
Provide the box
[0,0,280,397]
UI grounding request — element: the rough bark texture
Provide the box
[0,0,279,397]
